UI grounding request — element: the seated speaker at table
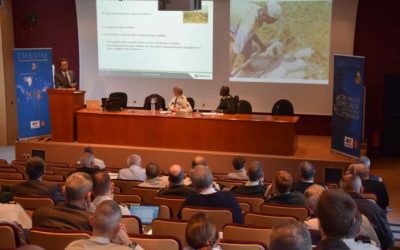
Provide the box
[168,86,193,112]
[216,86,235,114]
[54,58,77,88]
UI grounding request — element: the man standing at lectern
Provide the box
[54,58,77,88]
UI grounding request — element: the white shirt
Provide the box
[89,195,131,216]
[342,238,379,250]
[63,71,71,84]
[138,177,167,189]
[66,236,143,250]
[168,95,193,112]
[118,165,146,181]
[77,158,106,169]
[0,203,32,229]
[200,187,217,195]
[227,169,248,180]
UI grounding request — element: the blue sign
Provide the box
[331,55,365,158]
[13,48,53,139]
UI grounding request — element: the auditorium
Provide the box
[0,0,399,249]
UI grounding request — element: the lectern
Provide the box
[47,89,85,142]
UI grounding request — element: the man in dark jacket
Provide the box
[158,164,196,197]
[12,157,64,204]
[179,165,243,224]
[341,174,394,250]
[265,171,305,206]
[231,160,266,196]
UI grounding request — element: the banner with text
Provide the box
[13,48,53,139]
[331,55,365,158]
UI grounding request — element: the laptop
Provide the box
[86,100,102,111]
[324,167,343,184]
[129,205,160,225]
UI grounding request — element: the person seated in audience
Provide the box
[226,156,248,180]
[315,189,379,250]
[158,164,196,197]
[191,155,208,169]
[358,156,381,181]
[292,161,321,194]
[179,165,243,224]
[0,191,31,244]
[355,163,389,210]
[77,147,105,169]
[66,200,143,250]
[341,174,394,250]
[89,170,130,215]
[230,160,266,196]
[168,86,193,112]
[185,212,221,250]
[76,154,98,175]
[138,163,167,189]
[304,184,380,247]
[12,157,64,204]
[265,171,305,206]
[269,221,312,250]
[117,154,146,181]
[32,172,93,231]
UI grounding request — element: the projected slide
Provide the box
[230,0,332,84]
[96,0,213,80]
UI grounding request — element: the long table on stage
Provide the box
[76,109,299,155]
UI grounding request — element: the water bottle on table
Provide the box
[150,97,156,114]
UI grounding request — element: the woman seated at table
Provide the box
[168,86,193,112]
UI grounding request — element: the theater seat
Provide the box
[223,224,272,247]
[181,207,233,232]
[112,179,143,193]
[235,196,265,213]
[152,219,188,246]
[245,212,297,228]
[13,196,55,211]
[219,239,267,250]
[129,235,182,250]
[152,196,185,219]
[113,194,142,204]
[29,227,91,250]
[120,215,142,234]
[127,187,161,203]
[0,223,22,249]
[260,204,309,221]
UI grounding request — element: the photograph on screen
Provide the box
[230,0,332,84]
[96,0,213,80]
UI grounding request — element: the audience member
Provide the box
[355,164,389,210]
[32,172,93,231]
[269,221,312,250]
[191,156,208,168]
[226,156,248,180]
[118,154,146,181]
[138,163,167,188]
[158,164,196,197]
[292,161,320,194]
[185,213,221,250]
[358,156,381,182]
[315,189,379,250]
[66,200,143,250]
[77,147,106,169]
[12,157,64,204]
[230,160,266,196]
[304,185,380,247]
[89,170,130,215]
[180,165,243,224]
[265,171,305,206]
[0,192,32,230]
[341,174,394,249]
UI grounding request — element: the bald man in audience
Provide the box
[304,184,380,247]
[89,170,130,215]
[341,174,394,249]
[269,221,312,250]
[265,171,305,206]
[66,200,143,250]
[231,161,266,196]
[32,172,93,231]
[158,164,196,197]
[191,155,208,168]
[179,165,243,224]
[138,163,166,188]
[293,161,323,194]
[355,163,389,210]
[118,154,146,181]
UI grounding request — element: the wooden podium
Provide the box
[47,89,85,142]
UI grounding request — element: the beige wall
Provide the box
[0,0,17,145]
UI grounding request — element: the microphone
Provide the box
[202,103,205,113]
[132,100,137,113]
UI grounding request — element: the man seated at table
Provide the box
[77,147,105,169]
[89,170,130,215]
[12,157,64,204]
[265,171,305,206]
[179,165,243,224]
[118,154,146,181]
[32,172,93,231]
[158,164,197,197]
[231,161,266,196]
[292,161,322,194]
[66,200,143,250]
[216,86,235,114]
[168,86,193,112]
[54,58,77,88]
[138,163,167,189]
[226,156,248,180]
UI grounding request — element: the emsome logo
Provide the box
[344,136,354,149]
[30,120,41,129]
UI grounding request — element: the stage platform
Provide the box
[15,135,355,182]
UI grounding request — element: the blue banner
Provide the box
[331,55,365,158]
[13,48,53,139]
